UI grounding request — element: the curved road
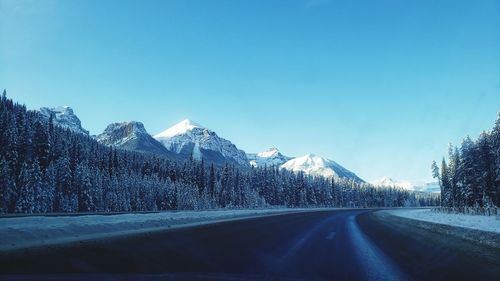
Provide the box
[0,209,499,281]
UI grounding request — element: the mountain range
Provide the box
[371,177,440,193]
[38,106,413,184]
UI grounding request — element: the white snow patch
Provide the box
[281,154,361,181]
[385,209,500,233]
[247,147,292,168]
[257,147,280,158]
[281,154,335,177]
[0,209,321,251]
[371,177,414,190]
[154,119,249,167]
[154,119,203,139]
[192,141,202,160]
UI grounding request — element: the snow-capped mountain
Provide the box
[371,177,440,193]
[371,177,413,190]
[97,121,177,159]
[281,154,363,182]
[412,182,441,193]
[154,119,249,167]
[39,106,89,135]
[247,147,292,167]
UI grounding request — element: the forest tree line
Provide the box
[432,113,500,214]
[0,91,437,214]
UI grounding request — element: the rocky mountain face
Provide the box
[371,177,441,193]
[154,119,249,167]
[39,106,366,183]
[97,121,178,159]
[39,106,89,135]
[281,154,364,182]
[247,147,292,168]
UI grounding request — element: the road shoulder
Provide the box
[356,210,500,281]
[380,209,500,248]
[0,208,331,252]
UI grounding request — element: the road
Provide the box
[0,209,499,281]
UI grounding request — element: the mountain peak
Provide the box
[97,121,149,145]
[154,119,204,139]
[104,121,148,136]
[295,154,326,165]
[179,119,203,128]
[248,147,292,168]
[371,177,413,190]
[96,120,178,159]
[54,105,73,113]
[281,154,363,182]
[257,147,281,158]
[39,106,88,135]
[154,119,248,167]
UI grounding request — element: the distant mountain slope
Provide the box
[281,154,363,182]
[97,121,178,159]
[39,106,89,135]
[371,177,413,190]
[371,177,441,193]
[154,119,249,167]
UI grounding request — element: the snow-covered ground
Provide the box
[0,208,319,251]
[386,208,500,233]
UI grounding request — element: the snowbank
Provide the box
[0,208,319,251]
[385,208,500,234]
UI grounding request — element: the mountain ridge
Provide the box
[247,147,292,168]
[96,121,179,159]
[40,108,416,185]
[281,153,364,182]
[39,106,89,135]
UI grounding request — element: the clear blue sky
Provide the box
[1,0,499,183]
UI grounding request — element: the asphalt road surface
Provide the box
[1,209,499,281]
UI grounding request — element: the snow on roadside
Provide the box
[0,208,319,251]
[385,208,500,234]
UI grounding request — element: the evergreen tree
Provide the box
[458,137,478,207]
[15,162,34,213]
[0,157,16,213]
[491,113,500,206]
[476,132,495,206]
[440,159,451,207]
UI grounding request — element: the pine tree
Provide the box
[440,159,451,207]
[208,163,216,197]
[55,157,72,212]
[458,136,479,208]
[31,159,43,213]
[75,163,94,212]
[476,131,495,207]
[0,157,16,213]
[15,162,34,213]
[41,162,56,213]
[198,159,205,194]
[33,120,50,169]
[447,144,460,207]
[491,112,500,206]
